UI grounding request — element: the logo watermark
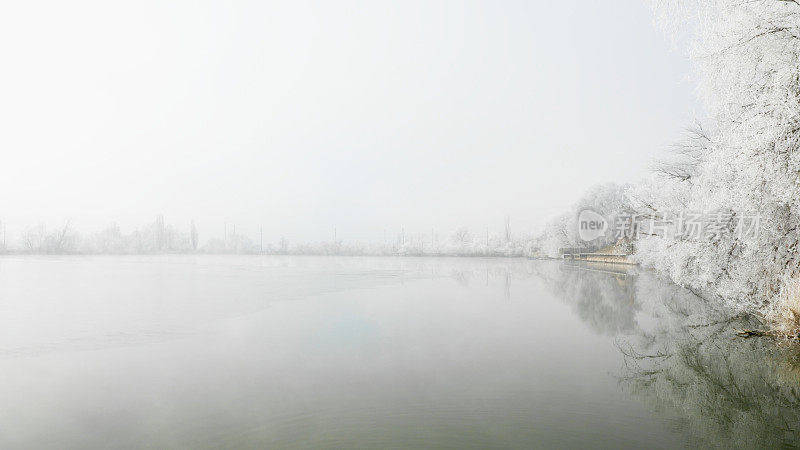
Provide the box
[578,209,608,241]
[578,209,761,242]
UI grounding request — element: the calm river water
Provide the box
[0,255,797,449]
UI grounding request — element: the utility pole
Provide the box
[486,227,489,246]
[260,226,263,253]
[334,227,337,242]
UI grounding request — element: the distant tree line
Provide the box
[0,216,535,257]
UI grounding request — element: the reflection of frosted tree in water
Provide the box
[619,274,800,449]
[534,262,640,336]
[536,263,800,447]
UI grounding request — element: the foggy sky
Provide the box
[0,0,697,244]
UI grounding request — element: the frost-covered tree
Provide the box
[90,223,125,253]
[537,183,633,257]
[155,214,166,251]
[639,0,800,329]
[21,224,46,253]
[451,227,472,246]
[20,222,78,253]
[190,220,199,251]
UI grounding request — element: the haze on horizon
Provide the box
[0,0,697,244]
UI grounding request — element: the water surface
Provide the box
[0,256,796,448]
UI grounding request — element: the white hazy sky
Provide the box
[0,0,698,243]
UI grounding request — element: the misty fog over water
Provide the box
[0,256,793,448]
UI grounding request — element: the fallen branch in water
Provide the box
[735,329,800,340]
